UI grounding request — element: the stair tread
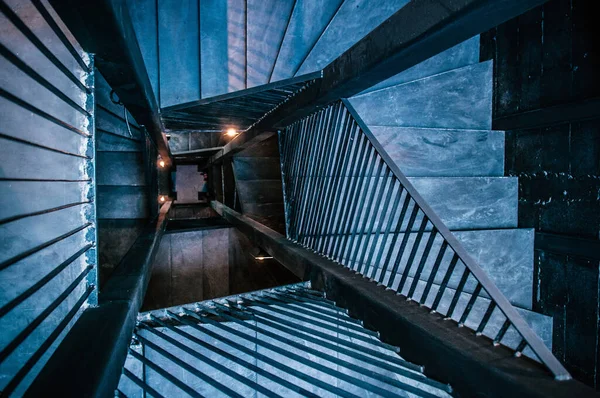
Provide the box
[97,186,148,219]
[97,152,146,186]
[370,126,505,177]
[297,0,409,76]
[270,0,344,82]
[359,35,481,95]
[348,61,493,130]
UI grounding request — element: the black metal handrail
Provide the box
[278,100,570,380]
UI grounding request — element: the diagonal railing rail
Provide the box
[278,99,571,381]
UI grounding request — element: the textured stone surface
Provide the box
[349,62,493,130]
[97,132,141,152]
[246,0,295,88]
[97,186,148,219]
[296,0,409,75]
[97,152,145,186]
[370,126,505,177]
[233,157,282,180]
[200,0,246,97]
[337,228,534,309]
[270,0,344,82]
[359,35,481,95]
[236,180,284,204]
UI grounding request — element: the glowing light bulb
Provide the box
[159,196,166,203]
[225,128,238,137]
[158,160,165,168]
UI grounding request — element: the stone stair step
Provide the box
[236,180,284,204]
[348,61,493,130]
[336,228,534,310]
[296,0,409,76]
[97,186,148,219]
[97,152,146,186]
[359,35,481,95]
[270,0,344,82]
[370,126,505,177]
[97,130,143,152]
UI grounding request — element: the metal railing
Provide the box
[278,99,571,380]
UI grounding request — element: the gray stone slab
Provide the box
[246,0,295,88]
[358,35,481,95]
[97,131,142,152]
[95,72,139,128]
[369,126,504,177]
[97,186,148,219]
[96,107,143,141]
[296,0,409,76]
[127,0,160,102]
[349,61,493,130]
[97,152,145,186]
[270,0,344,82]
[337,228,534,309]
[0,181,87,222]
[0,138,87,180]
[236,180,284,204]
[200,0,246,97]
[233,157,282,180]
[158,0,200,107]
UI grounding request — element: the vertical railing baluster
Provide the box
[356,167,392,274]
[375,192,411,282]
[458,282,482,326]
[431,254,460,313]
[333,141,374,263]
[476,301,497,336]
[313,106,352,251]
[304,104,343,248]
[347,155,385,271]
[494,319,512,346]
[394,215,430,293]
[445,268,471,320]
[407,228,438,300]
[383,204,420,286]
[420,240,448,305]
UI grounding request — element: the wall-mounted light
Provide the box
[159,196,166,203]
[225,128,238,137]
[158,159,165,168]
[252,249,273,261]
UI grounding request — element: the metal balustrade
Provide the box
[278,100,571,381]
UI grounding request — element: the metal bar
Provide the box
[208,304,447,397]
[304,103,343,247]
[458,283,483,326]
[0,244,92,317]
[356,167,392,275]
[0,87,90,137]
[331,136,371,261]
[122,368,166,398]
[179,309,360,398]
[407,228,438,299]
[0,43,90,115]
[348,156,385,271]
[394,215,430,292]
[375,193,411,282]
[420,241,449,305]
[476,301,497,336]
[1,286,92,396]
[383,203,419,285]
[445,268,471,320]
[317,111,355,254]
[0,132,91,160]
[494,319,512,346]
[128,349,204,398]
[0,265,91,362]
[0,0,89,93]
[179,311,396,398]
[0,201,91,226]
[135,330,250,398]
[343,99,571,379]
[431,254,460,313]
[515,340,528,357]
[141,318,316,397]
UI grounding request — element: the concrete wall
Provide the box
[142,226,298,311]
[0,0,95,394]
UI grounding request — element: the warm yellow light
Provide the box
[225,128,238,137]
[159,196,166,203]
[158,160,165,168]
